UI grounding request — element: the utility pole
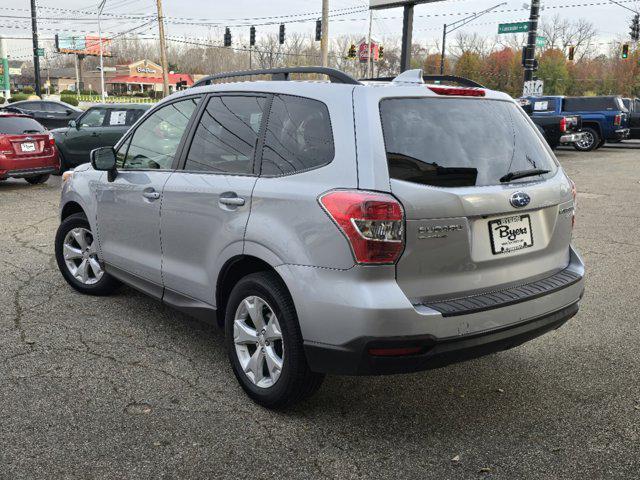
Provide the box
[523,0,541,84]
[320,0,329,66]
[0,36,10,100]
[98,0,107,102]
[440,24,447,74]
[366,9,373,78]
[30,0,42,97]
[399,3,414,72]
[155,0,170,97]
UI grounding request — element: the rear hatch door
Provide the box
[374,93,575,302]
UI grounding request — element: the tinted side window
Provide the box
[261,95,334,176]
[16,102,40,112]
[80,108,107,127]
[45,102,69,113]
[123,96,200,170]
[184,96,266,174]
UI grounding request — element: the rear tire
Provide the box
[225,271,324,409]
[573,127,600,152]
[25,174,50,184]
[55,212,121,296]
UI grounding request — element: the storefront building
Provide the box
[104,59,194,94]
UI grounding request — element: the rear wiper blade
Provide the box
[500,168,550,183]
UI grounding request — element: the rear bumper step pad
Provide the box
[420,269,581,317]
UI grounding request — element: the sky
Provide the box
[1,0,638,61]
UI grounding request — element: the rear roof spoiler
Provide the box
[360,73,485,89]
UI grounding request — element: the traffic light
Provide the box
[315,20,322,41]
[622,43,629,59]
[630,14,640,41]
[379,46,384,60]
[568,46,575,61]
[347,44,356,59]
[250,26,256,47]
[279,24,285,45]
[224,27,231,47]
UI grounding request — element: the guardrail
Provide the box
[76,95,158,104]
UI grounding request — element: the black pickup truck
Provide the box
[518,99,585,149]
[622,98,640,139]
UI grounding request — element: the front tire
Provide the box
[225,272,324,409]
[573,127,600,152]
[55,212,121,295]
[25,174,50,184]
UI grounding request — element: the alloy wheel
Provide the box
[577,131,594,149]
[233,295,284,388]
[62,227,104,285]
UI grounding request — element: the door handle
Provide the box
[142,190,161,200]
[219,195,245,206]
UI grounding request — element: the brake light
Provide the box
[614,114,622,126]
[559,117,567,133]
[428,86,485,97]
[48,133,55,146]
[319,190,404,264]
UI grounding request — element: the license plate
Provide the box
[20,142,36,152]
[488,214,533,255]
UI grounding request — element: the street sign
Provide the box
[536,36,546,48]
[498,22,529,34]
[35,48,44,57]
[523,79,544,97]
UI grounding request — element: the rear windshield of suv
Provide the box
[379,98,557,188]
[0,116,46,134]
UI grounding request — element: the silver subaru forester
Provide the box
[55,68,584,408]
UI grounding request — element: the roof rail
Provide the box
[360,74,485,89]
[192,67,361,88]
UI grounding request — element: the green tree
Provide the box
[454,51,482,82]
[537,48,569,95]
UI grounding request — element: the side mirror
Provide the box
[68,119,78,129]
[90,147,117,181]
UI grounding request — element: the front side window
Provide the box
[79,108,107,128]
[184,95,266,174]
[121,97,200,170]
[45,102,69,113]
[380,98,557,188]
[261,95,334,176]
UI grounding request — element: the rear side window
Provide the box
[44,102,69,113]
[562,97,620,111]
[184,95,266,174]
[0,116,45,134]
[380,98,557,188]
[106,109,144,126]
[261,94,334,176]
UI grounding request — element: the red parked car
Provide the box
[0,113,59,184]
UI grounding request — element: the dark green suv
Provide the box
[52,103,151,172]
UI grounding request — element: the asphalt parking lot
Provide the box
[1,143,639,479]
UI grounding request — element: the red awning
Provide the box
[107,74,194,85]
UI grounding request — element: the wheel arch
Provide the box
[582,121,602,137]
[215,254,288,327]
[61,200,86,221]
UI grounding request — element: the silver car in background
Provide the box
[55,67,584,408]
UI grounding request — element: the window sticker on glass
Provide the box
[533,101,548,111]
[110,111,128,125]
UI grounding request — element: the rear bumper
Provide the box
[0,150,60,178]
[277,246,584,376]
[559,132,586,144]
[612,128,630,140]
[304,300,579,375]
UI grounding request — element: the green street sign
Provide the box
[498,22,529,34]
[36,48,44,57]
[536,36,547,48]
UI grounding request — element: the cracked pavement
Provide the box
[1,144,639,479]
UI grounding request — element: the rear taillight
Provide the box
[48,133,55,146]
[319,190,404,264]
[614,114,622,126]
[428,86,485,97]
[559,117,567,133]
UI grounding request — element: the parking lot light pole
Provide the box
[98,0,107,102]
[439,2,506,75]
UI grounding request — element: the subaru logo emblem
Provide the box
[510,192,530,208]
